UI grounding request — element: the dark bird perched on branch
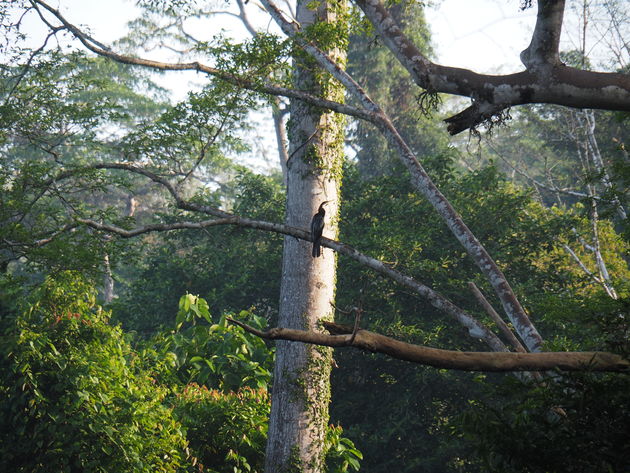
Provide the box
[311,201,329,257]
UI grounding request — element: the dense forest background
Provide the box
[1,0,629,472]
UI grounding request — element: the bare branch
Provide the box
[353,0,630,134]
[487,140,596,201]
[2,222,78,249]
[49,162,506,351]
[579,110,627,220]
[227,318,630,373]
[468,282,527,353]
[520,0,565,70]
[29,0,375,124]
[77,218,237,238]
[235,0,259,37]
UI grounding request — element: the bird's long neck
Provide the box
[317,203,326,216]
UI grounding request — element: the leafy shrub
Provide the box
[170,294,362,472]
[175,384,269,473]
[0,272,191,472]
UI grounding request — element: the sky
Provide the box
[25,0,624,97]
[31,0,627,171]
[16,0,543,170]
[427,0,537,73]
[32,0,540,98]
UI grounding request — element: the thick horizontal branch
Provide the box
[354,0,630,134]
[228,319,630,373]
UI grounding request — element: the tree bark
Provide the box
[102,252,115,303]
[354,0,630,134]
[228,319,630,373]
[264,1,346,471]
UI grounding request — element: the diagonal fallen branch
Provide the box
[227,318,630,373]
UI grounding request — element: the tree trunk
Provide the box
[102,252,115,304]
[264,1,346,471]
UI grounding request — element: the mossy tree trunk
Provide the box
[264,0,347,471]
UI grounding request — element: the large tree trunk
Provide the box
[264,1,346,471]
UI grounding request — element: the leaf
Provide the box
[347,457,360,470]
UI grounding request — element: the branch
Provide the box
[520,0,565,70]
[29,0,375,125]
[353,0,630,133]
[2,223,78,249]
[468,282,527,353]
[77,218,237,237]
[3,29,59,105]
[83,214,507,350]
[227,318,630,373]
[579,110,627,220]
[487,140,597,201]
[52,163,506,352]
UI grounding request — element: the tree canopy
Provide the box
[1,0,629,471]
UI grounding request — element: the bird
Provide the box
[311,201,328,257]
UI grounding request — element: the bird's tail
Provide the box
[312,240,321,257]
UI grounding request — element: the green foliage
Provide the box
[113,171,284,333]
[174,384,269,473]
[128,2,291,89]
[337,162,576,322]
[195,33,292,84]
[1,46,263,279]
[170,293,274,391]
[331,162,628,472]
[122,80,252,173]
[174,386,363,473]
[325,425,363,472]
[3,4,628,473]
[330,332,486,473]
[0,51,168,275]
[0,272,191,472]
[0,277,360,473]
[1,51,166,149]
[455,296,630,473]
[458,368,630,473]
[153,294,361,472]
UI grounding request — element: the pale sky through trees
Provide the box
[26,0,539,100]
[18,0,624,171]
[21,1,625,97]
